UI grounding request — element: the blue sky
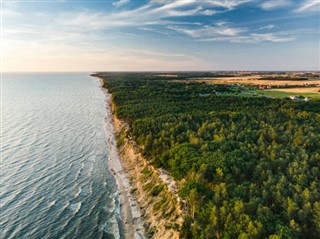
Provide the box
[2,0,319,72]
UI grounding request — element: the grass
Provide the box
[141,167,153,181]
[194,77,320,87]
[153,196,169,213]
[217,92,258,97]
[146,226,156,238]
[217,85,320,100]
[256,90,320,99]
[202,82,320,100]
[151,185,165,196]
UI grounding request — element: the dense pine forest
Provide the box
[97,72,320,239]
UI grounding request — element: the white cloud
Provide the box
[258,24,275,30]
[3,0,312,72]
[2,1,298,48]
[166,23,293,44]
[112,0,130,7]
[3,0,253,36]
[205,0,252,10]
[112,0,252,22]
[261,0,291,10]
[215,21,228,27]
[250,33,295,42]
[168,24,246,38]
[296,0,320,12]
[2,1,21,18]
[50,0,251,31]
[202,32,296,43]
[167,21,295,44]
[2,8,21,18]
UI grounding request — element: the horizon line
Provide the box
[2,70,320,74]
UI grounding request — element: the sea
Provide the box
[1,73,122,239]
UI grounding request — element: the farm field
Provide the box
[182,73,320,100]
[191,77,320,87]
[269,87,320,93]
[257,88,320,99]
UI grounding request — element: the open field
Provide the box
[256,90,320,99]
[257,87,320,99]
[156,74,179,77]
[269,87,320,93]
[191,77,320,87]
[185,74,320,100]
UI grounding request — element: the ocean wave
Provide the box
[1,74,120,239]
[100,217,120,239]
[69,202,82,214]
[74,187,82,199]
[48,200,57,208]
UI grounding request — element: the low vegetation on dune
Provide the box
[97,72,320,239]
[115,119,182,239]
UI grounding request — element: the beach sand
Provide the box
[95,76,182,239]
[96,77,146,239]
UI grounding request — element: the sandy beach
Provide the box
[96,77,146,239]
[95,76,182,239]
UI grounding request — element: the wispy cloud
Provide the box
[261,0,291,10]
[112,0,130,7]
[202,32,296,43]
[2,0,251,33]
[2,0,318,71]
[108,0,252,24]
[168,23,245,38]
[2,1,20,18]
[44,0,254,34]
[258,24,275,30]
[296,0,320,12]
[2,0,301,47]
[250,32,295,42]
[167,21,294,43]
[2,8,21,18]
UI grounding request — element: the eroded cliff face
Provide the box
[112,110,183,239]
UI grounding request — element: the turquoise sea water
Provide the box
[1,73,121,239]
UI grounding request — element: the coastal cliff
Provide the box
[111,103,183,239]
[97,75,183,239]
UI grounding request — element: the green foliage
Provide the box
[100,73,320,239]
[151,184,165,196]
[146,226,156,238]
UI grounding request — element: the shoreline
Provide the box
[95,76,183,239]
[96,77,146,239]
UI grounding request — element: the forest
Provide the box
[96,72,320,239]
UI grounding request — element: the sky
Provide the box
[1,0,320,72]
